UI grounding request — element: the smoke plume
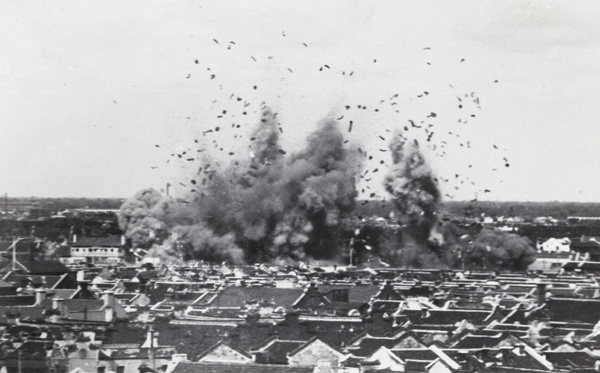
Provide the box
[120,110,359,263]
[466,228,537,271]
[384,134,442,246]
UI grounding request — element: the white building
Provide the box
[69,235,126,265]
[537,237,571,253]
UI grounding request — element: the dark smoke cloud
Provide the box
[465,228,537,271]
[120,110,359,263]
[118,188,172,249]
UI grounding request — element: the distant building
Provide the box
[69,235,125,265]
[570,237,600,261]
[538,237,571,253]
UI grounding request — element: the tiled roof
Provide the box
[0,294,35,306]
[543,298,600,323]
[319,284,381,303]
[4,274,67,289]
[544,350,600,369]
[172,362,314,373]
[71,236,123,247]
[21,260,69,274]
[416,309,497,325]
[64,299,105,312]
[390,348,438,361]
[209,286,304,308]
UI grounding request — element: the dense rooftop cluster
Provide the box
[2,261,600,373]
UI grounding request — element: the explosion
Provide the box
[120,110,359,263]
[384,134,442,247]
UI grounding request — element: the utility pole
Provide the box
[17,348,22,373]
[349,238,354,267]
[12,237,17,271]
[149,325,156,371]
[11,237,25,272]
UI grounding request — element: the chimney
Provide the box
[105,304,114,322]
[142,328,159,348]
[72,234,77,243]
[53,297,64,315]
[35,289,47,306]
[102,290,115,308]
[121,235,126,246]
[536,283,547,307]
[77,280,90,291]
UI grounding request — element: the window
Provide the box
[97,367,106,373]
[117,366,125,373]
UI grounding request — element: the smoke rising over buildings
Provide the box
[384,133,442,246]
[120,109,360,263]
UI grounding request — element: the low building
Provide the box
[537,238,571,253]
[69,235,125,265]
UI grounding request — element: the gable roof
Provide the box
[287,336,343,358]
[252,339,306,365]
[195,340,252,362]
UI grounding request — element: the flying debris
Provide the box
[409,120,421,128]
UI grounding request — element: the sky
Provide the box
[1,0,600,202]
